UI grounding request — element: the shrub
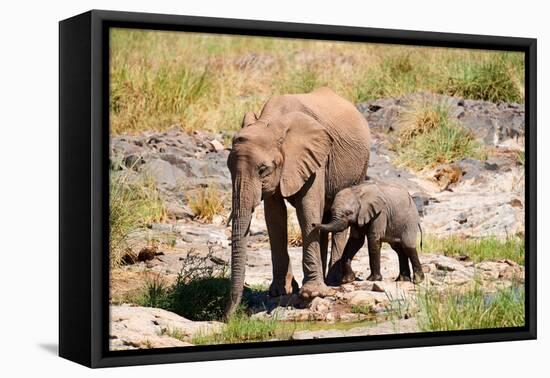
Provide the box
[110,172,166,267]
[132,248,231,321]
[169,276,231,321]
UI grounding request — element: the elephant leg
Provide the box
[295,174,331,299]
[319,212,330,278]
[390,242,411,282]
[265,194,299,296]
[366,236,383,281]
[403,246,424,284]
[340,234,365,284]
[325,228,348,285]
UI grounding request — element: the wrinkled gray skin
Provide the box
[225,88,371,317]
[313,181,425,284]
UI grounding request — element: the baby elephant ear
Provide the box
[357,186,387,226]
[242,111,258,128]
[279,112,332,197]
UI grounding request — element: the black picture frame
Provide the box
[59,9,537,368]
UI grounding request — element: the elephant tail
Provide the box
[418,223,423,252]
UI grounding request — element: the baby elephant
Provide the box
[313,181,424,284]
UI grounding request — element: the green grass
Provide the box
[417,284,525,331]
[442,55,524,103]
[192,314,296,345]
[393,99,486,170]
[133,276,231,321]
[109,171,166,267]
[110,28,524,135]
[351,304,373,315]
[516,150,525,166]
[423,235,524,265]
[132,248,231,321]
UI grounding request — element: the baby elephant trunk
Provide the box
[312,219,348,233]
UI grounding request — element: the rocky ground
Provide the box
[109,93,525,350]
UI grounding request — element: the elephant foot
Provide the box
[299,280,333,299]
[269,275,299,297]
[413,271,425,284]
[366,273,383,282]
[341,262,356,284]
[395,274,411,282]
[325,261,345,286]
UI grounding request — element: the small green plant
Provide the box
[135,274,171,308]
[417,283,525,331]
[516,150,525,166]
[393,99,486,170]
[110,171,166,267]
[187,185,227,223]
[159,327,188,342]
[423,234,524,265]
[192,314,296,345]
[351,305,372,315]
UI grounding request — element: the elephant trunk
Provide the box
[314,218,349,233]
[225,175,258,319]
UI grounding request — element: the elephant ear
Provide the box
[357,186,387,226]
[242,111,258,128]
[279,112,332,198]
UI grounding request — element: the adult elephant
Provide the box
[225,87,371,316]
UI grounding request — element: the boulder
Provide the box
[110,305,223,350]
[140,158,185,188]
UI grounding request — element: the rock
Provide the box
[207,139,225,152]
[211,214,225,226]
[150,223,175,232]
[434,163,462,190]
[454,212,468,225]
[309,297,332,313]
[372,281,414,300]
[123,154,145,169]
[140,158,185,188]
[499,265,524,281]
[165,202,193,220]
[252,307,314,321]
[433,257,464,272]
[137,246,158,262]
[509,198,523,208]
[356,93,525,148]
[344,290,390,308]
[121,250,137,265]
[291,318,419,340]
[110,305,223,350]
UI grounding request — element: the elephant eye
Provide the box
[258,163,273,178]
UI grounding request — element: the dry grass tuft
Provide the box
[187,185,227,222]
[287,220,303,247]
[110,172,166,267]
